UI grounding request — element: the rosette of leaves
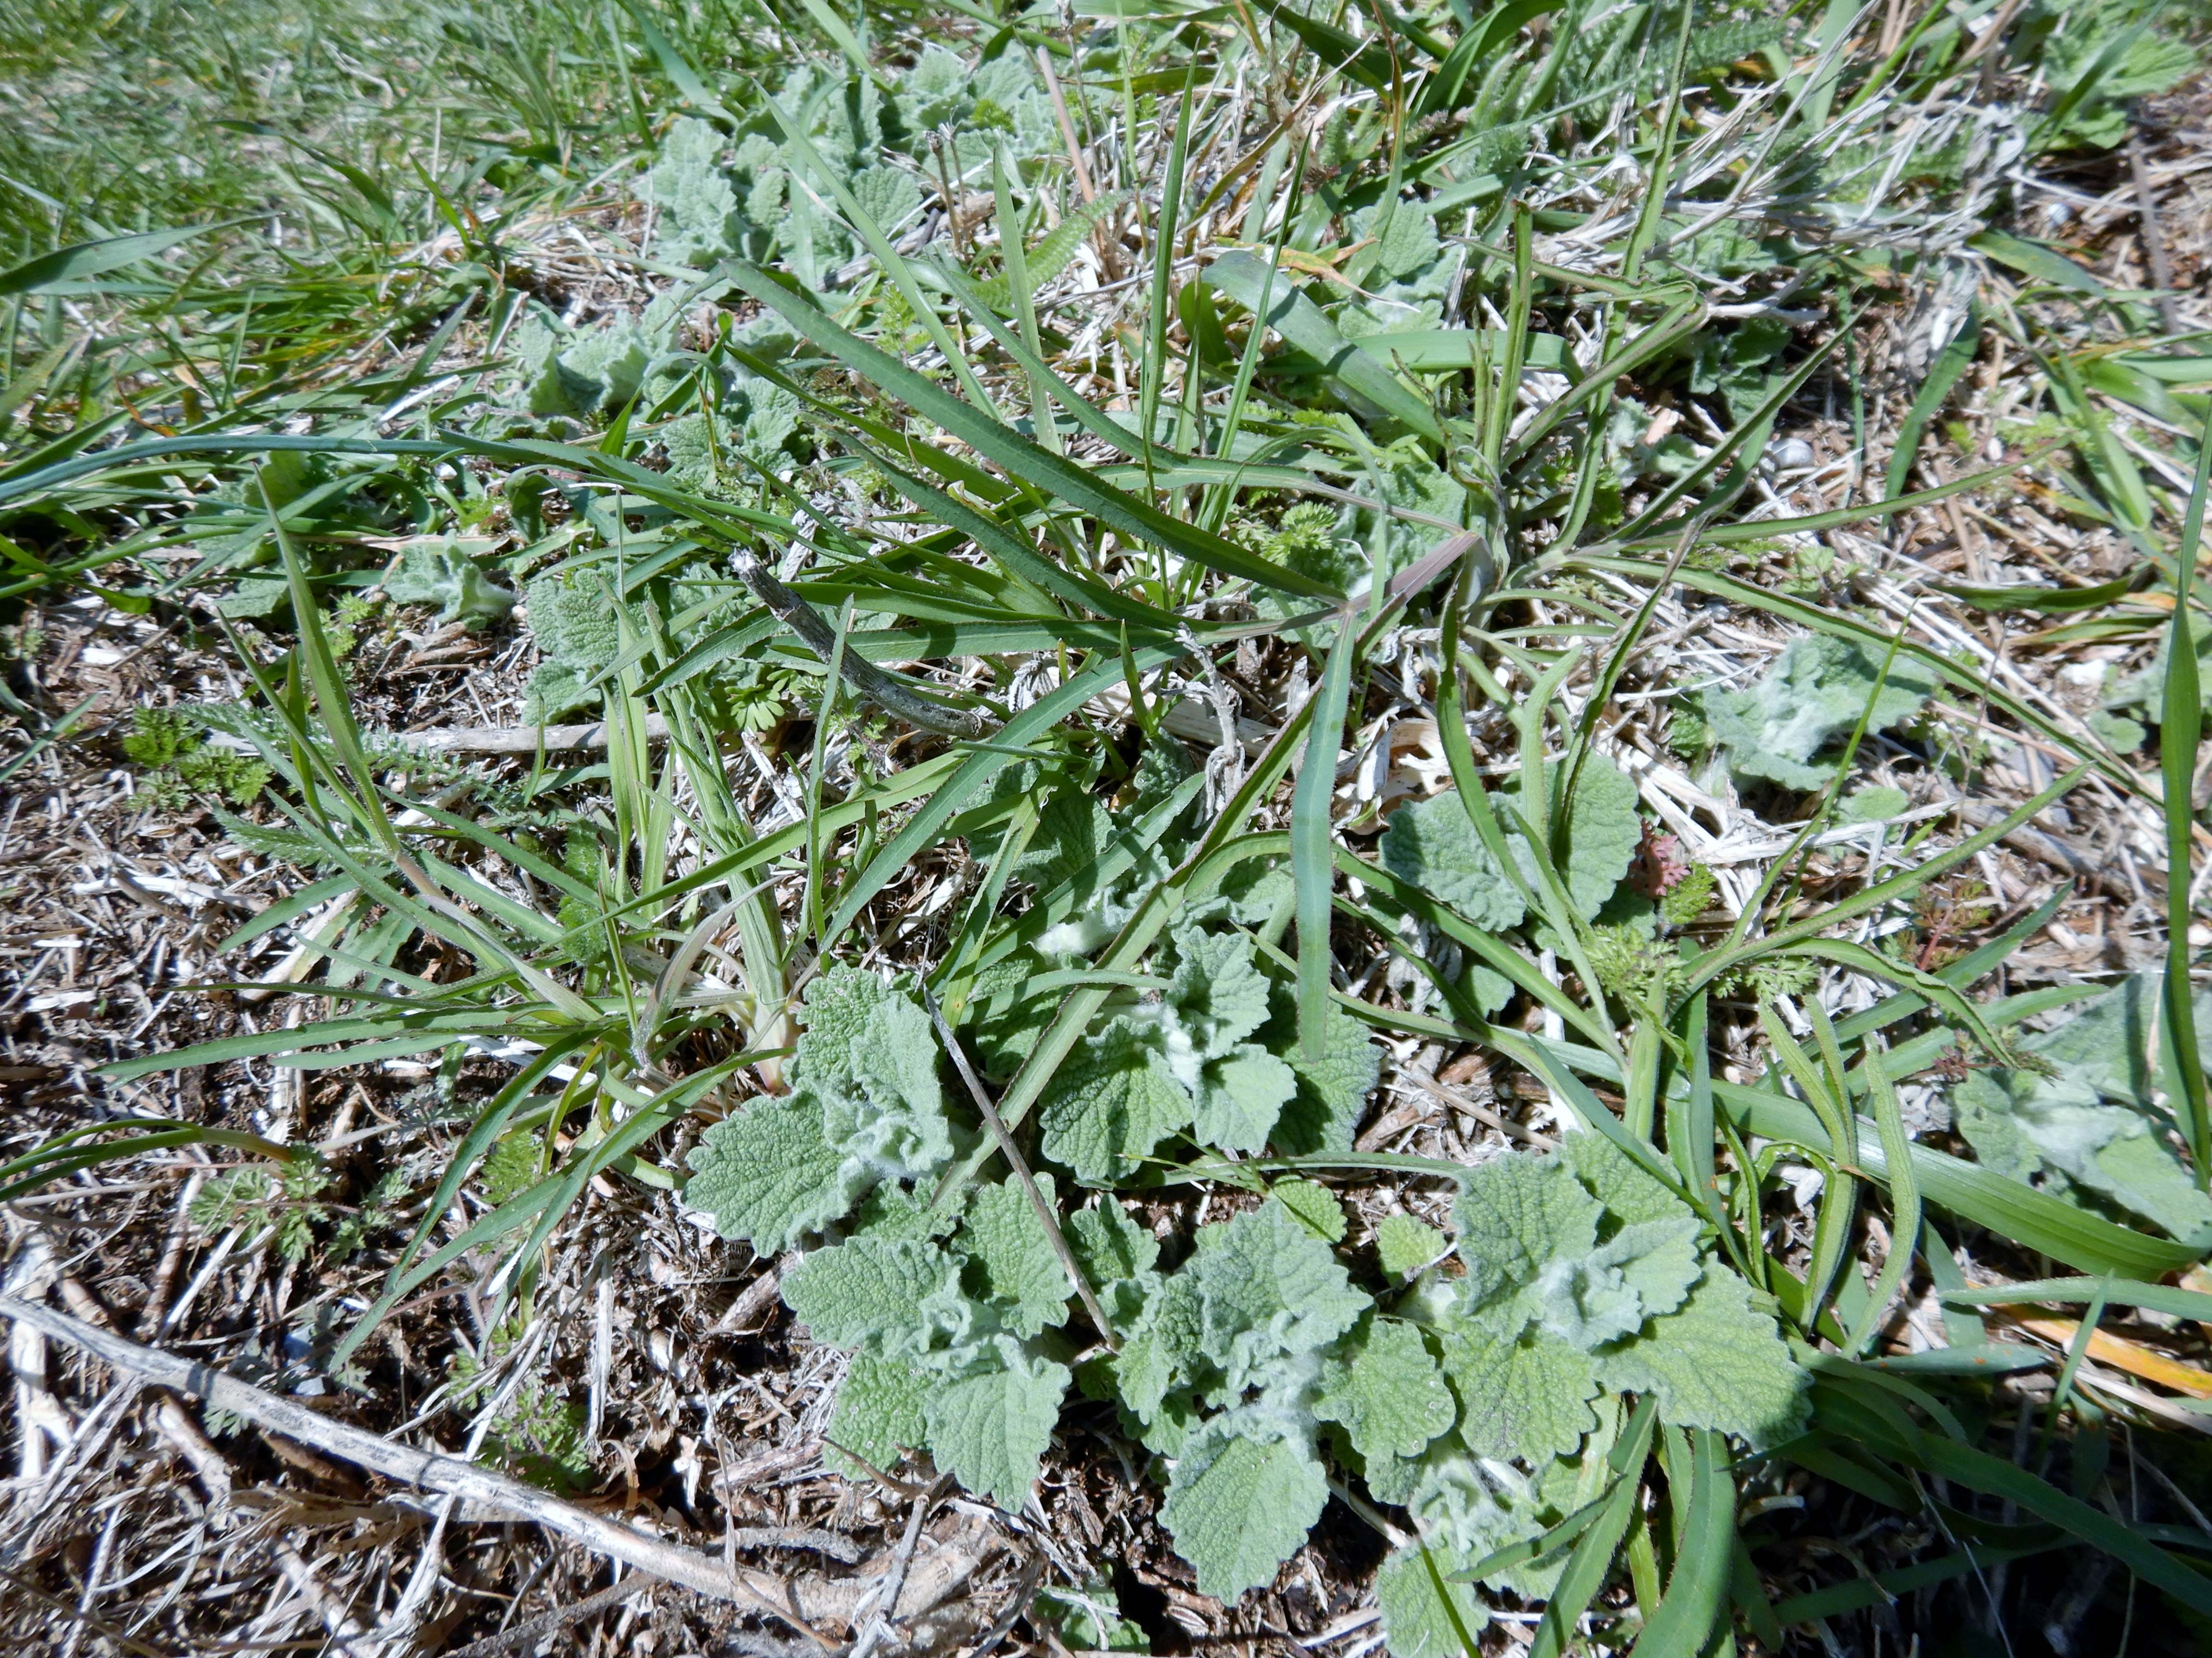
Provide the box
[1248,442,1466,620]
[1095,1196,1378,1598]
[642,111,861,282]
[1696,633,1936,789]
[522,557,753,722]
[890,43,1060,173]
[1337,196,1457,334]
[660,375,804,492]
[1085,1147,1804,1615]
[1033,920,1381,1183]
[685,966,969,1255]
[1952,974,2212,1245]
[188,448,425,619]
[2019,0,2196,150]
[379,539,516,626]
[521,567,623,722]
[510,295,687,420]
[1424,1136,1807,1463]
[638,50,1058,289]
[1370,1137,1807,1649]
[641,116,753,267]
[972,742,1206,963]
[1381,752,1642,935]
[780,1175,1074,1508]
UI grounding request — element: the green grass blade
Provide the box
[1715,1079,2200,1279]
[1831,885,2073,1048]
[1245,0,1398,90]
[1761,1005,1858,1330]
[1848,1044,1923,1357]
[614,1,739,120]
[723,261,1343,599]
[1941,1277,2212,1321]
[1883,306,1980,499]
[789,0,872,77]
[1910,1433,2212,1614]
[848,437,1175,626]
[1669,990,1718,1212]
[1770,1545,2060,1626]
[2163,421,2212,1184]
[1530,1397,1658,1658]
[1505,296,1703,464]
[1629,1429,1734,1657]
[758,105,999,418]
[991,147,1060,457]
[826,646,1180,938]
[1296,615,1358,1061]
[1137,71,1196,498]
[1681,765,2093,1000]
[0,1122,292,1202]
[805,597,855,950]
[1205,251,1447,443]
[379,1035,598,1304]
[0,223,226,295]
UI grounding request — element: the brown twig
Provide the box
[1950,798,2113,889]
[967,1549,1046,1658]
[0,1294,766,1607]
[849,1474,951,1658]
[2127,134,2184,336]
[712,1261,786,1333]
[1036,48,1096,205]
[729,1526,868,1565]
[729,546,988,739]
[920,987,1119,1350]
[1399,1067,1557,1149]
[0,1565,168,1658]
[439,1573,664,1658]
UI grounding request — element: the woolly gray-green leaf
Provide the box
[924,1336,1070,1510]
[1451,1153,1602,1321]
[1161,1414,1330,1601]
[781,1236,963,1353]
[1114,1270,1205,1427]
[827,1350,930,1479]
[1951,974,2212,1245]
[1379,789,1525,931]
[1190,1044,1298,1154]
[960,1174,1074,1337]
[1377,1545,1490,1658]
[1276,995,1385,1155]
[1039,1016,1195,1185]
[1595,1268,1809,1446]
[1313,1316,1456,1463]
[1436,1313,1602,1465]
[1068,1195,1160,1287]
[684,1093,848,1254]
[1702,634,1936,789]
[1190,1199,1370,1386]
[1376,1213,1449,1281]
[1382,753,1642,930]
